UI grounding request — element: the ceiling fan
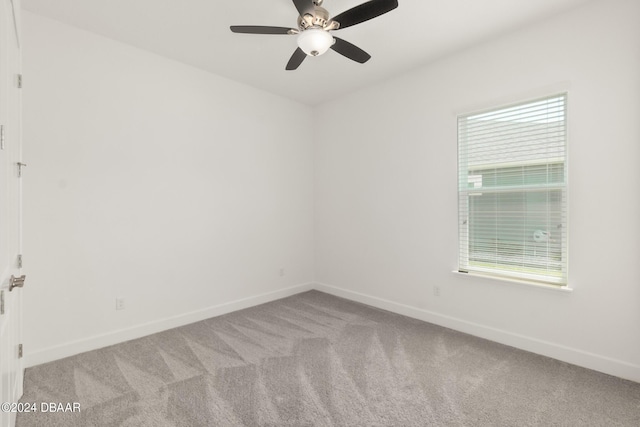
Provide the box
[230,0,399,70]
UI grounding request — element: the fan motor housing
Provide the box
[297,6,330,30]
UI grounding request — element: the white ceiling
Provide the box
[21,0,593,106]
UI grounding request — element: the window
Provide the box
[458,94,567,286]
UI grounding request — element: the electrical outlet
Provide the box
[116,298,125,310]
[433,286,441,297]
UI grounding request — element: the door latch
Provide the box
[9,275,25,291]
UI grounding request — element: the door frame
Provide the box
[0,0,24,425]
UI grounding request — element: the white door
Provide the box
[0,0,23,425]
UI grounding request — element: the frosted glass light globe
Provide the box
[297,29,334,56]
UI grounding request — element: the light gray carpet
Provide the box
[17,290,640,426]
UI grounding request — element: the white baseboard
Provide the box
[26,281,640,384]
[314,282,640,383]
[25,282,315,368]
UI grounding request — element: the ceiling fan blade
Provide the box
[331,0,398,30]
[331,37,371,63]
[292,0,315,17]
[286,48,307,70]
[230,26,295,35]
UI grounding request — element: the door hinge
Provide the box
[1,124,5,150]
[17,74,22,88]
[17,254,22,269]
[18,344,23,358]
[0,291,4,315]
[17,162,26,177]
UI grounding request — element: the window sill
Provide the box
[452,270,573,293]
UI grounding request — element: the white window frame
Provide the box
[457,94,568,287]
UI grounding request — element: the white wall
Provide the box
[23,0,640,383]
[314,0,640,382]
[22,12,314,366]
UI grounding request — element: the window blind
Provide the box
[458,94,567,285]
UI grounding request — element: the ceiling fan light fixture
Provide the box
[297,28,333,56]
